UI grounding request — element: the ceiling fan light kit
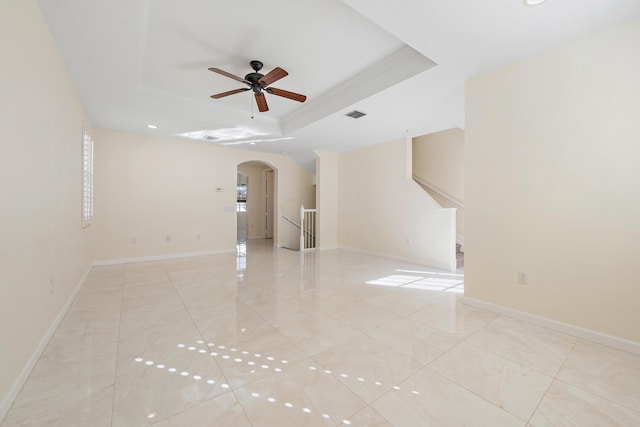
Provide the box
[209,60,307,113]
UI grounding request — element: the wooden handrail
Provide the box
[412,175,464,210]
[282,214,301,230]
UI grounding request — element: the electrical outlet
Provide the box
[131,237,137,244]
[517,272,528,285]
[49,279,54,295]
[166,235,171,242]
[196,234,201,240]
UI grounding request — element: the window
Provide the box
[236,184,247,212]
[82,127,94,227]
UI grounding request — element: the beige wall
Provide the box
[0,0,95,413]
[338,137,456,270]
[465,18,640,342]
[238,161,272,240]
[413,128,465,201]
[413,128,465,239]
[93,129,314,261]
[315,151,339,250]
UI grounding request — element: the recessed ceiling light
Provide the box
[249,142,256,145]
[147,124,158,129]
[523,0,547,6]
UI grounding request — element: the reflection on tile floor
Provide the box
[3,240,640,426]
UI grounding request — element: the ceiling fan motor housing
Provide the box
[245,72,266,93]
[246,60,267,93]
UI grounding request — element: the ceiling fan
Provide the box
[209,60,307,113]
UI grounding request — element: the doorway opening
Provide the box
[236,161,277,245]
[236,172,248,242]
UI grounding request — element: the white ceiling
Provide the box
[38,0,640,171]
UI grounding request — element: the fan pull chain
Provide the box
[251,94,254,119]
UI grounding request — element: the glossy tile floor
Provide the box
[3,240,640,426]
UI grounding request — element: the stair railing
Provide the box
[282,215,301,231]
[282,207,317,251]
[412,175,464,210]
[300,205,317,251]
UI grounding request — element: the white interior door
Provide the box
[237,172,248,242]
[264,169,274,239]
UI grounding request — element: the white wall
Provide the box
[338,137,456,270]
[0,0,95,416]
[465,18,640,342]
[413,128,465,239]
[93,129,314,261]
[315,151,339,250]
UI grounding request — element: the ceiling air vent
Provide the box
[345,110,366,119]
[204,135,219,141]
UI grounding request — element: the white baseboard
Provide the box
[318,245,339,251]
[93,248,235,266]
[339,245,453,272]
[461,296,640,356]
[0,266,92,422]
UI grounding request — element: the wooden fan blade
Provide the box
[210,88,250,99]
[208,67,249,84]
[267,87,307,103]
[255,92,269,112]
[258,67,288,86]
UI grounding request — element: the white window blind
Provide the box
[82,128,94,227]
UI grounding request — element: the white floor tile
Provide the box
[556,340,640,412]
[530,380,640,427]
[466,316,576,377]
[3,241,637,427]
[371,368,524,426]
[428,342,553,421]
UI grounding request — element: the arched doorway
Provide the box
[236,161,277,244]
